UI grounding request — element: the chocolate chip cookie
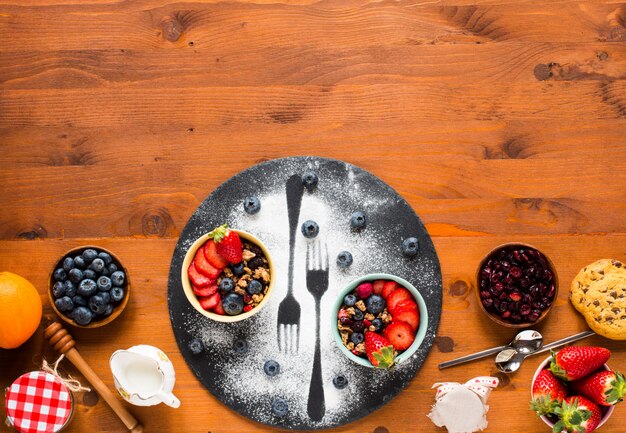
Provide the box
[570,259,626,313]
[580,273,626,340]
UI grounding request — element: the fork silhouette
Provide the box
[306,241,329,421]
[276,174,304,353]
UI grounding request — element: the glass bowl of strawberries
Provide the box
[181,224,274,322]
[530,346,620,433]
[331,273,428,369]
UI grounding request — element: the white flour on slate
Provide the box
[181,159,438,427]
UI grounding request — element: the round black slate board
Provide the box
[168,156,442,430]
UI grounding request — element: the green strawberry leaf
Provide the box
[605,371,626,404]
[372,345,395,369]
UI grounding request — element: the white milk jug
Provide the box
[110,345,180,408]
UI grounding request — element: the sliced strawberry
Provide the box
[386,288,413,313]
[393,309,419,332]
[193,283,218,297]
[213,301,225,315]
[204,240,229,269]
[187,262,213,287]
[390,298,418,315]
[381,281,398,299]
[372,280,386,296]
[194,247,221,280]
[198,292,220,311]
[383,321,415,351]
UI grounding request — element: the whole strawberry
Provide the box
[364,331,395,369]
[572,370,626,407]
[207,224,243,264]
[550,346,611,381]
[553,396,602,433]
[530,369,568,416]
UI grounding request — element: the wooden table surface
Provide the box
[1,0,626,432]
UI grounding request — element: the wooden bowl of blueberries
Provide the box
[48,246,129,328]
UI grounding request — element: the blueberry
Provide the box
[350,210,367,230]
[333,375,348,389]
[97,252,113,265]
[89,295,107,314]
[222,293,244,315]
[402,237,419,257]
[73,255,86,269]
[62,257,75,272]
[52,281,65,298]
[82,249,98,263]
[271,397,289,417]
[63,280,77,297]
[231,263,245,277]
[336,251,353,269]
[371,318,383,331]
[53,268,67,282]
[54,296,74,313]
[343,294,357,307]
[353,309,364,321]
[248,257,264,270]
[263,360,280,377]
[189,338,204,355]
[365,295,386,315]
[68,268,83,284]
[72,295,87,307]
[72,306,93,326]
[97,276,112,291]
[243,196,261,215]
[302,171,318,190]
[102,303,114,317]
[78,279,97,297]
[99,291,111,304]
[233,339,248,354]
[83,269,96,280]
[110,287,125,303]
[301,220,319,238]
[247,279,263,295]
[107,263,118,273]
[90,258,105,273]
[111,271,125,287]
[219,278,234,293]
[350,332,364,345]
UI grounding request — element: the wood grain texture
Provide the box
[1,0,625,432]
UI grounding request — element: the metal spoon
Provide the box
[439,330,543,369]
[495,330,596,373]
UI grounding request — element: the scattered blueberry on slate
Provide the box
[52,247,127,325]
[271,397,289,417]
[219,278,234,293]
[247,279,263,295]
[222,293,244,315]
[366,294,386,315]
[343,294,357,307]
[350,210,367,230]
[263,360,280,377]
[243,196,261,215]
[371,318,383,331]
[233,339,248,354]
[350,332,364,345]
[332,375,348,390]
[301,220,319,238]
[402,237,419,257]
[231,262,246,277]
[189,338,204,355]
[53,268,67,282]
[352,309,364,321]
[336,251,353,269]
[302,171,319,191]
[62,257,75,272]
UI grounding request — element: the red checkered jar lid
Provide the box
[5,371,73,433]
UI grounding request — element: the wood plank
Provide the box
[0,1,625,53]
[0,236,624,432]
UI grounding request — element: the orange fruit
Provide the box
[0,272,42,349]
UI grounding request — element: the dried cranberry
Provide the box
[480,290,492,299]
[339,317,353,326]
[493,282,504,293]
[513,250,522,262]
[542,297,552,307]
[511,314,522,322]
[520,304,531,316]
[351,321,365,333]
[528,312,540,322]
[509,291,522,302]
[501,261,511,271]
[509,267,522,279]
[491,272,502,283]
[503,273,513,284]
[482,298,493,309]
[523,293,533,304]
[547,284,556,299]
[499,292,508,300]
[543,269,553,281]
[501,311,511,319]
[494,299,501,310]
[480,279,488,289]
[499,301,508,313]
[481,268,492,280]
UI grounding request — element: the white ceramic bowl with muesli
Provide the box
[181,229,274,322]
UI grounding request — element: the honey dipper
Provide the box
[44,321,144,433]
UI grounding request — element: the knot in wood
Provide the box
[161,16,183,42]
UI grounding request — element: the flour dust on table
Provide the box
[168,157,442,429]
